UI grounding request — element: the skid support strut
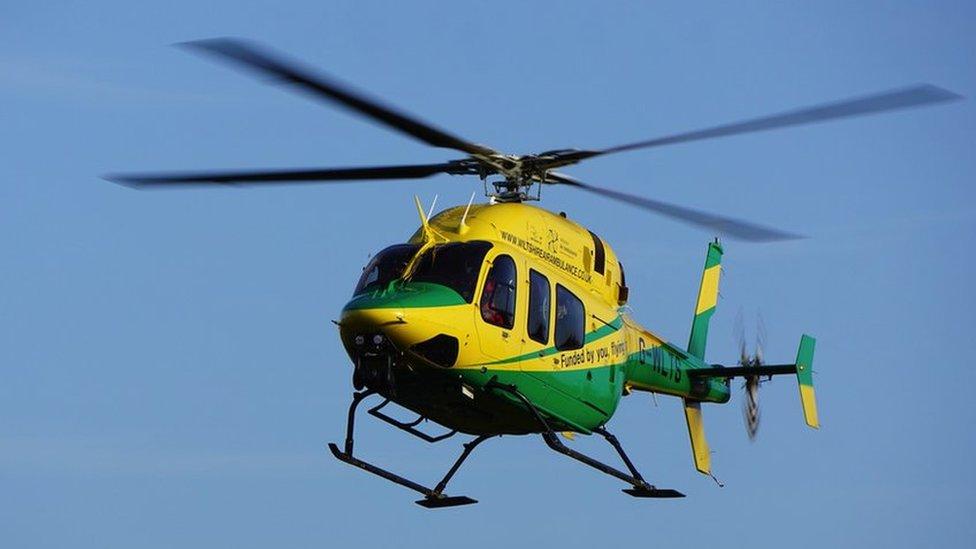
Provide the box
[367,398,457,443]
[327,390,494,508]
[487,380,684,498]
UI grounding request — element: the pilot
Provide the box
[480,278,506,326]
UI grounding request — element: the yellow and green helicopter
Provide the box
[109,39,960,508]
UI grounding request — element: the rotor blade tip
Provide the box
[760,233,807,243]
[915,83,965,102]
[173,37,253,57]
[173,38,213,50]
[729,228,807,243]
[102,174,144,189]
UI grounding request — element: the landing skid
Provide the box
[623,487,686,498]
[487,380,685,499]
[415,495,478,509]
[328,390,493,508]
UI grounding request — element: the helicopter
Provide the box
[108,38,961,508]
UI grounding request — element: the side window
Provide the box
[527,270,550,344]
[480,255,517,329]
[617,260,629,304]
[555,284,585,351]
[588,230,605,275]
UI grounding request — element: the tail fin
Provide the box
[688,240,723,359]
[795,335,818,428]
[688,333,820,431]
[683,399,711,475]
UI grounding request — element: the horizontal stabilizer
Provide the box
[689,334,818,430]
[688,364,796,378]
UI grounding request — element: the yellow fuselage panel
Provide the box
[410,202,624,309]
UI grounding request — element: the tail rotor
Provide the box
[736,312,765,440]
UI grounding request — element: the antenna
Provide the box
[413,195,430,229]
[426,194,439,219]
[459,191,476,232]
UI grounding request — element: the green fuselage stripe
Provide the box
[482,314,624,366]
[344,281,466,311]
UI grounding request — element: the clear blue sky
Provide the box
[2,2,974,547]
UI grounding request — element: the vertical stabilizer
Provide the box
[688,240,723,359]
[795,335,819,429]
[683,399,711,475]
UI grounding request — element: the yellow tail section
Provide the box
[694,266,721,315]
[800,385,819,429]
[683,399,711,475]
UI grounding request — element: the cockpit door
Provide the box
[474,253,519,362]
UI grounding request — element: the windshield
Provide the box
[353,243,420,296]
[411,241,493,303]
[352,241,493,300]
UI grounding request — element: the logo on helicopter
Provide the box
[500,230,591,283]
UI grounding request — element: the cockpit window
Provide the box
[353,243,420,296]
[411,241,493,302]
[480,254,517,329]
[353,241,492,301]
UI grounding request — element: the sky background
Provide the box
[2,2,974,547]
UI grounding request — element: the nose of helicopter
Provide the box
[339,282,471,368]
[340,306,419,347]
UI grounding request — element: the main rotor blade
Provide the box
[105,163,462,188]
[548,172,802,242]
[180,38,497,157]
[554,84,962,164]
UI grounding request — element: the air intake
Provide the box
[410,334,459,368]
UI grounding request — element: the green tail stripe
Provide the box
[687,308,715,360]
[795,334,816,386]
[703,244,722,269]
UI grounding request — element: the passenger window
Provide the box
[555,284,585,351]
[617,261,629,304]
[588,230,605,275]
[527,270,550,344]
[480,255,517,329]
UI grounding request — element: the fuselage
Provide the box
[339,201,729,435]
